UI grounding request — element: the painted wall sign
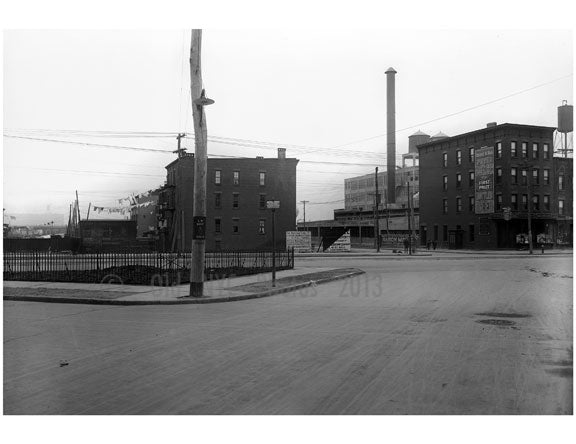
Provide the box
[286,231,312,252]
[475,146,494,214]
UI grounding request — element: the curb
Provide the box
[296,252,572,259]
[3,269,366,306]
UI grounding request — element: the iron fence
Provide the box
[3,249,295,286]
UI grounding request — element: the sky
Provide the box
[1,1,576,442]
[2,29,573,224]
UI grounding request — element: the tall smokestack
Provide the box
[386,67,397,204]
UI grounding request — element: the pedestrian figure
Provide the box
[426,241,431,251]
[433,240,437,250]
[403,237,409,253]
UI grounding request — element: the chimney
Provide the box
[278,148,286,159]
[486,122,497,128]
[386,67,397,204]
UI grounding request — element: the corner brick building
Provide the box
[157,148,298,251]
[418,123,572,249]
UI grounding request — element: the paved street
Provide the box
[3,254,572,414]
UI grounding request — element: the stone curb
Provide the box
[296,252,572,259]
[3,269,366,306]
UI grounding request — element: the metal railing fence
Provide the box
[3,249,295,286]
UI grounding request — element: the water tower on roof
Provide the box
[430,131,449,141]
[403,130,430,167]
[558,100,573,157]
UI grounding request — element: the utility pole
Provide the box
[407,180,412,255]
[75,190,81,238]
[374,167,380,252]
[300,200,309,231]
[524,163,534,255]
[174,133,187,157]
[189,29,214,297]
[272,207,276,287]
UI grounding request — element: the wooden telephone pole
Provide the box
[374,167,380,252]
[189,29,214,297]
[300,200,309,230]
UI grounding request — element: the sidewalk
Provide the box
[2,266,364,306]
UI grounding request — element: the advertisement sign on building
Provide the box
[286,231,312,252]
[326,231,351,252]
[475,146,495,214]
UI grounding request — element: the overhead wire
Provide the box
[333,73,573,148]
[5,72,572,160]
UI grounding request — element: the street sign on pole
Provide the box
[267,200,280,287]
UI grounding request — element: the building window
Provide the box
[559,199,565,215]
[511,167,517,184]
[443,199,448,214]
[443,225,448,242]
[456,197,462,213]
[559,174,565,191]
[456,150,462,165]
[469,224,475,242]
[259,194,267,209]
[233,171,240,185]
[543,195,550,211]
[532,143,539,159]
[233,193,239,209]
[215,240,221,251]
[532,195,539,212]
[443,175,448,191]
[214,218,221,233]
[259,172,266,186]
[258,219,266,235]
[532,168,539,185]
[215,170,221,185]
[214,192,222,209]
[456,173,462,188]
[469,147,475,163]
[496,193,503,211]
[511,141,518,157]
[443,152,448,167]
[543,169,550,185]
[521,168,528,185]
[232,218,239,234]
[469,196,475,212]
[521,142,528,158]
[511,194,518,211]
[496,167,502,184]
[522,194,528,211]
[496,142,502,159]
[543,143,550,159]
[469,171,475,188]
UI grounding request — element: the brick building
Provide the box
[157,149,298,251]
[418,123,572,249]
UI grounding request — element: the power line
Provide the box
[8,165,165,178]
[4,134,389,167]
[333,73,573,148]
[307,199,345,205]
[5,128,399,160]
[6,72,572,158]
[3,135,174,153]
